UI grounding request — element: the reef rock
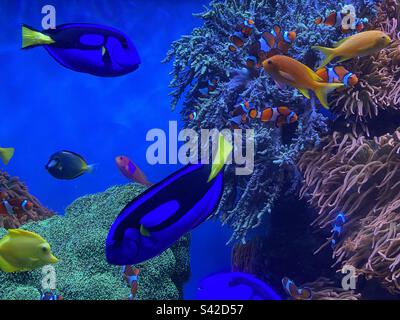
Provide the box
[0,184,191,300]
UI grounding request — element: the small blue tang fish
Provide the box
[197,272,282,300]
[22,23,141,77]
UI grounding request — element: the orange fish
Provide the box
[0,191,33,217]
[316,66,358,87]
[228,19,255,52]
[247,25,296,68]
[282,277,313,300]
[315,11,367,33]
[312,30,391,68]
[115,156,152,187]
[122,266,140,300]
[263,55,344,109]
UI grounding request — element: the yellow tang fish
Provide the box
[312,30,391,68]
[0,229,58,273]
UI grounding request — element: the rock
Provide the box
[0,183,191,300]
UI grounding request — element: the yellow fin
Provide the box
[140,225,151,237]
[337,56,353,63]
[333,37,348,48]
[314,82,344,109]
[0,147,14,165]
[102,46,106,56]
[22,25,55,49]
[0,255,18,273]
[208,134,233,182]
[8,229,45,242]
[312,45,336,68]
[297,88,311,99]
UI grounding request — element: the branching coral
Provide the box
[0,171,54,229]
[163,0,377,242]
[298,129,400,294]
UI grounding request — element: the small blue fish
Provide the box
[331,212,346,248]
[22,23,141,77]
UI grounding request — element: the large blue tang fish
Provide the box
[22,24,140,77]
[106,135,233,265]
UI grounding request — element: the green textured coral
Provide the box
[0,184,191,300]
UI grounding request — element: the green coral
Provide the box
[0,184,191,300]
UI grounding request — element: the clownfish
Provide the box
[228,19,255,52]
[189,111,198,121]
[230,102,298,128]
[315,10,368,33]
[282,277,313,300]
[316,66,359,87]
[247,25,296,68]
[0,191,34,217]
[254,106,298,128]
[198,78,218,96]
[122,266,140,300]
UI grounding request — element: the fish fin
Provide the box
[140,225,151,237]
[333,37,348,48]
[86,163,99,174]
[102,46,106,56]
[0,255,18,273]
[312,45,336,68]
[273,25,282,35]
[262,32,275,49]
[297,87,311,99]
[21,24,55,49]
[8,229,45,241]
[0,147,14,165]
[208,134,233,182]
[278,71,296,83]
[314,82,344,109]
[337,56,352,63]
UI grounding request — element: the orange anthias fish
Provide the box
[115,156,152,187]
[312,30,391,68]
[247,25,296,68]
[282,277,313,300]
[316,66,359,87]
[263,55,344,109]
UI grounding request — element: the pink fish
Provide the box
[115,156,152,187]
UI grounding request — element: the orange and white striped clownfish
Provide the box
[198,78,218,96]
[246,25,296,69]
[229,101,256,127]
[254,106,298,128]
[188,111,198,121]
[282,277,313,300]
[316,66,358,87]
[228,19,255,53]
[0,191,34,217]
[315,10,368,33]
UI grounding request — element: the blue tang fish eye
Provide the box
[22,23,141,77]
[197,272,282,300]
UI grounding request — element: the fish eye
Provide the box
[41,246,48,253]
[267,60,272,65]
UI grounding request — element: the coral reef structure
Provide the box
[164,0,378,243]
[0,184,191,300]
[0,171,54,229]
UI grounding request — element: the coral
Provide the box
[303,278,361,300]
[331,0,400,135]
[0,171,54,229]
[298,130,400,294]
[163,0,376,242]
[0,184,191,300]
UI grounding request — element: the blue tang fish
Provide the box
[106,134,233,265]
[22,24,141,77]
[197,272,282,300]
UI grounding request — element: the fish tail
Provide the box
[208,134,233,182]
[312,45,336,68]
[0,147,15,165]
[314,82,344,109]
[86,163,99,174]
[22,24,55,49]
